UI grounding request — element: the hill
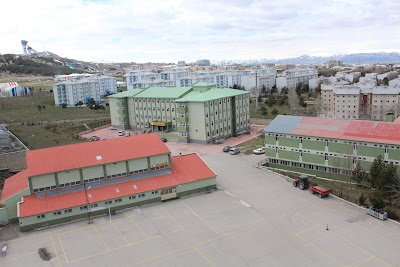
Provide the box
[0,54,83,76]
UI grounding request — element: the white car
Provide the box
[253,147,265,155]
[118,131,125,136]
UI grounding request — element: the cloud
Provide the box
[0,0,399,62]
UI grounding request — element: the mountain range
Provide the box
[214,52,400,65]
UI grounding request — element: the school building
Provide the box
[0,133,217,231]
[263,115,400,179]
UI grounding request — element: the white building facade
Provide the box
[53,75,117,106]
[276,68,318,90]
[0,82,30,97]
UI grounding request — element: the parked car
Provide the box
[229,147,240,155]
[223,146,231,152]
[253,147,265,155]
[118,131,125,136]
[90,136,101,141]
[161,137,168,142]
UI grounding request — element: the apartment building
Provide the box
[322,84,400,120]
[53,75,117,106]
[276,68,318,90]
[109,82,250,144]
[0,134,217,230]
[263,115,400,180]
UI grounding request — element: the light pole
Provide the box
[83,182,93,224]
[255,71,259,112]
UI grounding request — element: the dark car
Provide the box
[223,146,231,152]
[161,137,168,143]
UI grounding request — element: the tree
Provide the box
[352,162,367,184]
[76,101,83,107]
[42,105,46,110]
[88,98,95,105]
[288,89,299,115]
[261,107,268,118]
[302,83,310,94]
[61,103,67,109]
[265,95,276,107]
[271,85,278,94]
[369,191,385,209]
[380,162,398,194]
[359,193,367,206]
[295,82,303,96]
[279,95,288,106]
[369,155,385,188]
[281,87,288,95]
[260,85,267,96]
[271,108,279,116]
[37,105,42,112]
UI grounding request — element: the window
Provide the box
[53,211,62,216]
[64,209,72,214]
[91,203,98,208]
[129,195,136,200]
[115,199,122,203]
[105,200,112,205]
[37,214,46,219]
[138,193,145,198]
[80,206,88,210]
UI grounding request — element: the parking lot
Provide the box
[1,149,400,266]
[81,125,265,156]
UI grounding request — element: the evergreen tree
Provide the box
[369,155,384,188]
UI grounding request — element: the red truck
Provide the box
[293,175,332,198]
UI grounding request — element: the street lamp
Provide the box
[83,181,93,224]
[252,70,259,112]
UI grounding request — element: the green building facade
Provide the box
[109,83,250,144]
[264,115,400,180]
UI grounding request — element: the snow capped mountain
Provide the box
[212,52,400,65]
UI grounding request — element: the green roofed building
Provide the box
[109,82,250,143]
[264,115,400,180]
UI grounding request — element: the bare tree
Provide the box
[288,89,299,115]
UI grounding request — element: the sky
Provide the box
[1,0,400,63]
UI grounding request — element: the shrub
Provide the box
[385,208,400,221]
[369,191,385,209]
[359,193,366,206]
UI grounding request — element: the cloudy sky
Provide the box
[1,0,399,63]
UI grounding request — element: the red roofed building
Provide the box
[264,115,400,180]
[0,133,217,231]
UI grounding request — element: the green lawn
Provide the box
[249,98,309,119]
[9,119,111,149]
[0,92,110,124]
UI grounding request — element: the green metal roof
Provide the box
[175,88,249,102]
[134,87,192,98]
[108,90,144,98]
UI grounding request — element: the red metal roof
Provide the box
[292,117,400,145]
[1,170,29,201]
[19,153,216,218]
[26,133,170,177]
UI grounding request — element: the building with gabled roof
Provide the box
[0,82,30,97]
[109,82,250,144]
[0,133,217,231]
[263,115,400,180]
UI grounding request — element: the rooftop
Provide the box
[264,115,400,146]
[19,153,216,217]
[175,88,249,102]
[134,87,192,99]
[1,170,29,201]
[108,89,144,98]
[26,133,170,177]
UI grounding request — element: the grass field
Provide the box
[0,91,110,123]
[0,91,111,149]
[249,99,309,119]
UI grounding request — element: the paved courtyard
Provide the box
[1,150,400,266]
